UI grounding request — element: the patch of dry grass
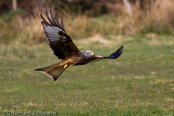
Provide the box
[0,15,45,45]
[0,0,174,45]
[13,16,45,45]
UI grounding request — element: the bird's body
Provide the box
[35,9,123,81]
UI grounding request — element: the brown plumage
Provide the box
[35,9,124,81]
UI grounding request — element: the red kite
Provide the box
[35,9,123,81]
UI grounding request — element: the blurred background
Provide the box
[0,0,174,44]
[1,0,174,115]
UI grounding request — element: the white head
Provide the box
[82,50,95,58]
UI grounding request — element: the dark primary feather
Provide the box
[40,9,81,59]
[46,9,55,26]
[55,12,60,27]
[105,45,123,59]
[50,9,57,26]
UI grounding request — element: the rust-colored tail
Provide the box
[35,63,66,81]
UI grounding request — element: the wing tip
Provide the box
[120,45,124,50]
[107,45,124,59]
[119,45,124,54]
[40,9,66,32]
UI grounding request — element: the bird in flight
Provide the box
[35,9,123,81]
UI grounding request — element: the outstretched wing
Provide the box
[40,9,81,59]
[87,45,124,63]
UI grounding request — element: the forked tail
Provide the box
[35,63,66,81]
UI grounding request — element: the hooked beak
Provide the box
[91,53,94,56]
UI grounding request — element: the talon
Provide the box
[64,64,68,69]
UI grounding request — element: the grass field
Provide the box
[0,35,174,115]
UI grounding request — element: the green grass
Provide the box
[0,35,174,115]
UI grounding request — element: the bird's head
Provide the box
[82,50,95,58]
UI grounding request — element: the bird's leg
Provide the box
[64,64,69,69]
